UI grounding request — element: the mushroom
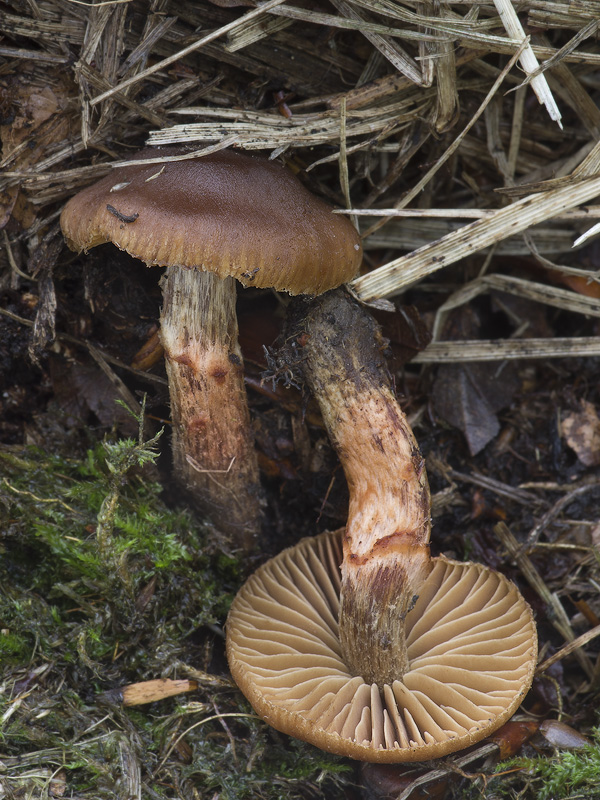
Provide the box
[60,149,362,552]
[226,290,537,761]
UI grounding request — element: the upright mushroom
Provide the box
[60,148,362,551]
[226,290,537,761]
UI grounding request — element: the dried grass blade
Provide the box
[147,94,425,151]
[90,0,290,106]
[225,15,292,52]
[337,207,600,221]
[429,2,459,132]
[549,63,600,139]
[495,522,595,680]
[0,46,69,63]
[338,99,353,220]
[361,37,527,239]
[75,61,166,127]
[351,174,600,301]
[330,0,423,85]
[412,337,600,363]
[267,4,444,44]
[573,222,600,248]
[525,18,600,80]
[491,0,562,126]
[117,15,178,76]
[431,273,600,340]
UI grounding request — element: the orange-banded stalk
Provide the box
[300,289,431,685]
[159,268,261,550]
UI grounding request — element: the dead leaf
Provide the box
[49,356,139,437]
[539,719,591,749]
[49,769,67,797]
[488,720,540,758]
[0,65,77,231]
[561,400,600,466]
[432,305,518,454]
[372,304,432,370]
[0,186,18,230]
[0,66,73,157]
[433,363,518,455]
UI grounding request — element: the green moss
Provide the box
[180,714,350,800]
[0,405,354,799]
[0,408,235,666]
[0,627,30,662]
[496,726,600,800]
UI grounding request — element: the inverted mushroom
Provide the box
[226,290,537,762]
[60,148,362,552]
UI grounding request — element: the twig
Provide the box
[156,712,259,773]
[494,522,595,680]
[536,625,600,676]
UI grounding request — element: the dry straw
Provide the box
[2,0,600,359]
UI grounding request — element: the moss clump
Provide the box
[0,413,234,672]
[496,726,600,800]
[0,407,352,799]
[179,714,350,800]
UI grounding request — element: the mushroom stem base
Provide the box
[160,266,262,551]
[340,544,431,685]
[295,290,433,686]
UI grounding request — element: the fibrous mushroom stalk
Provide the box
[59,147,363,555]
[300,291,432,685]
[160,266,262,549]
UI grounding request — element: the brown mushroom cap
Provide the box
[226,529,537,763]
[60,148,362,295]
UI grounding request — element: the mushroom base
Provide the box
[339,543,432,686]
[226,529,537,763]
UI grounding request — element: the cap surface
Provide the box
[226,529,537,763]
[60,148,362,295]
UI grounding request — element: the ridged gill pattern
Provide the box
[226,530,537,762]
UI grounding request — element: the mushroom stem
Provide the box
[159,266,262,551]
[300,290,431,685]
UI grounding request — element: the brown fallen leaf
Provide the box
[49,355,140,437]
[539,719,591,749]
[372,303,432,371]
[49,769,67,797]
[488,719,540,759]
[0,64,77,231]
[561,400,600,466]
[431,305,518,455]
[433,363,518,455]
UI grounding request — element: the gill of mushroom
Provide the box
[298,289,432,686]
[226,289,537,761]
[59,148,362,554]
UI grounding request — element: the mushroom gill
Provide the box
[226,529,537,762]
[226,289,537,762]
